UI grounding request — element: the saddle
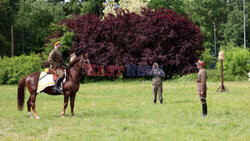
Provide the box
[50,71,60,82]
[36,71,67,94]
[48,68,66,82]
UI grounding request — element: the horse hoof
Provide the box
[35,116,40,119]
[62,115,65,118]
[28,112,32,118]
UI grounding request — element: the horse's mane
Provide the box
[66,56,81,80]
[68,56,81,68]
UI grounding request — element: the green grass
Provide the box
[0,81,249,141]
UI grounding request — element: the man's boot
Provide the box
[160,100,163,104]
[54,77,63,93]
[202,103,207,116]
[153,99,156,104]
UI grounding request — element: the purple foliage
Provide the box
[57,8,203,78]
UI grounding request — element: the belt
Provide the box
[197,80,201,83]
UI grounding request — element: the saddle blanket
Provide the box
[36,71,66,93]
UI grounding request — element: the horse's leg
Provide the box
[70,93,76,116]
[27,97,32,118]
[61,94,69,117]
[30,93,39,119]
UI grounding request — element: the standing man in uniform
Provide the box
[196,60,207,116]
[48,40,68,93]
[149,63,165,104]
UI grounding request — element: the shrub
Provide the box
[174,69,247,82]
[51,8,203,79]
[216,46,250,78]
[0,54,42,84]
[200,48,216,69]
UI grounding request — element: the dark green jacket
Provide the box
[149,68,165,85]
[48,48,67,68]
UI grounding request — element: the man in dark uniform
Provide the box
[196,60,207,116]
[48,41,68,93]
[149,63,165,104]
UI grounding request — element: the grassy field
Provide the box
[0,81,249,141]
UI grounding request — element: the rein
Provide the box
[64,43,91,63]
[66,56,88,80]
[79,56,88,73]
[80,56,83,70]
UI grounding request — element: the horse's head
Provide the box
[79,53,90,70]
[68,53,90,73]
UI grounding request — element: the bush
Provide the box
[0,54,42,84]
[51,8,203,79]
[200,48,216,69]
[216,46,250,79]
[174,69,247,82]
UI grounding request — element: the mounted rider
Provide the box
[48,40,68,93]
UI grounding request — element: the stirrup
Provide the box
[54,87,62,93]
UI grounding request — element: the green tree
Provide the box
[15,0,65,53]
[184,0,249,53]
[48,0,65,3]
[201,48,216,69]
[64,0,105,18]
[148,0,186,15]
[184,0,229,53]
[64,0,82,15]
[0,0,20,57]
[221,0,250,47]
[80,1,97,14]
[0,0,11,57]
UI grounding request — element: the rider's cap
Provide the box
[53,40,61,46]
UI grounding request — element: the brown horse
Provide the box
[17,53,89,119]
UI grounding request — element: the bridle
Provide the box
[80,56,89,73]
[66,55,89,81]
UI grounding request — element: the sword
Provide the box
[38,68,56,81]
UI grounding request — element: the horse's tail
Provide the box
[17,77,26,111]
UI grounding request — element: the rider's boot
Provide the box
[54,77,63,93]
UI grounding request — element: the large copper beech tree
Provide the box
[53,8,203,78]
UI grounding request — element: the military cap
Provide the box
[53,40,61,46]
[195,59,205,66]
